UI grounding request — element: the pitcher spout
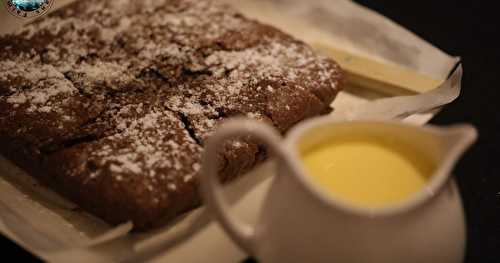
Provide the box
[437,124,478,158]
[428,124,478,187]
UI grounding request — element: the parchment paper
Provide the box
[0,0,461,262]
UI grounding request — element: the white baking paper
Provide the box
[0,0,461,262]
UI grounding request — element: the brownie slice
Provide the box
[0,0,343,230]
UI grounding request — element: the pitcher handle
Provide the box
[200,118,292,256]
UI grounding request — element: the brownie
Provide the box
[0,0,343,230]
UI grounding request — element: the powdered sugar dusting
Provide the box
[88,105,202,190]
[74,61,133,88]
[2,59,77,113]
[0,0,343,220]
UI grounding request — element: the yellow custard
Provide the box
[301,136,435,208]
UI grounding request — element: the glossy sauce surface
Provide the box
[301,136,435,207]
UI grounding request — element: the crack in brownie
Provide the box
[0,0,343,230]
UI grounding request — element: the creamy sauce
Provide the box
[301,136,435,208]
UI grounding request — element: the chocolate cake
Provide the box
[0,0,343,230]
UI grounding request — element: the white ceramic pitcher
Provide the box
[200,117,477,263]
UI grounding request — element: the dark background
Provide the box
[2,0,499,262]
